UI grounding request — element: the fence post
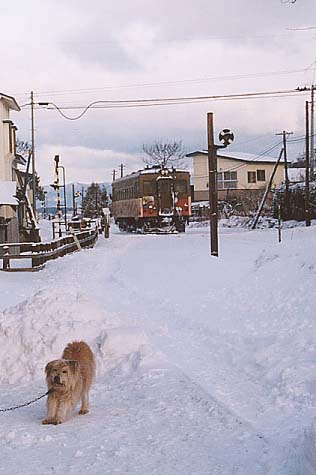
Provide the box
[103,207,111,239]
[3,246,10,270]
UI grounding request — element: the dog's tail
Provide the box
[62,341,95,374]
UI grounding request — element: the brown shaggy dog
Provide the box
[42,341,95,425]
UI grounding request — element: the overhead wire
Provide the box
[193,140,284,179]
[12,62,315,99]
[194,131,316,180]
[21,67,312,97]
[25,88,310,121]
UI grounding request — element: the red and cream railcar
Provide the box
[112,166,191,232]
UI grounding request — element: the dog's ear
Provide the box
[45,361,54,375]
[67,360,79,374]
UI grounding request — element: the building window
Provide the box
[257,170,266,181]
[247,171,256,183]
[217,171,237,189]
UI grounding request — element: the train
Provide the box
[111,166,191,232]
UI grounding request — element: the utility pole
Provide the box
[112,169,117,181]
[120,163,124,178]
[95,184,98,217]
[30,91,36,216]
[311,85,315,179]
[72,184,76,217]
[81,186,84,215]
[276,130,292,218]
[207,113,218,257]
[206,115,234,257]
[305,101,311,227]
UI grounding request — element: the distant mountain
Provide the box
[37,182,111,210]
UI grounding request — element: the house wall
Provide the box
[0,101,14,181]
[193,154,285,194]
[0,97,20,243]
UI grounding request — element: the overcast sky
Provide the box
[1,0,316,184]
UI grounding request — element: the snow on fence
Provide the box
[0,228,98,272]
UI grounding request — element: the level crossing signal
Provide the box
[219,129,235,147]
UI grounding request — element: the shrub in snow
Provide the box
[273,182,316,221]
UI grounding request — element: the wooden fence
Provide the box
[0,228,99,272]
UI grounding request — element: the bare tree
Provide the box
[16,139,31,157]
[142,140,185,168]
[16,138,45,201]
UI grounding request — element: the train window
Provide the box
[174,180,187,194]
[158,180,171,192]
[143,180,156,195]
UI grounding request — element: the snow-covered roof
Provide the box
[113,167,189,183]
[187,150,287,163]
[0,181,18,205]
[0,93,20,112]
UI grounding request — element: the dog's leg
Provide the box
[53,400,70,425]
[79,389,89,415]
[42,395,58,425]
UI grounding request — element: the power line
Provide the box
[11,65,315,99]
[27,88,309,121]
[193,140,284,179]
[194,131,316,181]
[18,67,312,97]
[287,26,316,31]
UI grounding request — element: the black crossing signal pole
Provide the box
[53,155,62,237]
[50,156,67,237]
[207,113,234,257]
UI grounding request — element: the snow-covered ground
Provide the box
[1,221,316,474]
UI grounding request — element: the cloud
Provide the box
[36,144,143,185]
[2,0,316,183]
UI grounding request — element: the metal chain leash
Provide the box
[0,390,50,413]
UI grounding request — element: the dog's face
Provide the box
[45,359,79,391]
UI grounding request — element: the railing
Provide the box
[0,228,98,272]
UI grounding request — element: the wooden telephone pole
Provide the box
[207,113,218,257]
[305,101,311,227]
[207,114,234,257]
[30,91,36,216]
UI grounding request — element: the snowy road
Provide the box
[1,223,316,474]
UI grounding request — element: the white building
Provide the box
[187,150,287,204]
[0,93,21,243]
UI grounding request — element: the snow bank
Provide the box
[0,287,150,384]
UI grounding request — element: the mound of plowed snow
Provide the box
[0,288,150,384]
